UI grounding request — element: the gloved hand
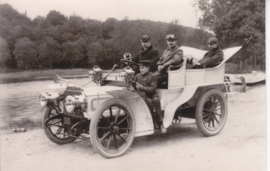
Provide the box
[136,82,144,90]
[158,65,163,72]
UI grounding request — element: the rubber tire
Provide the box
[195,89,228,137]
[43,107,76,144]
[90,99,135,158]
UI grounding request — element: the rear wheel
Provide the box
[90,99,135,158]
[195,89,228,136]
[43,107,76,144]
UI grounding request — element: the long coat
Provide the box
[132,45,159,72]
[134,71,158,99]
[199,46,224,67]
[157,45,183,73]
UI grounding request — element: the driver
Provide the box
[134,60,166,133]
[131,35,159,73]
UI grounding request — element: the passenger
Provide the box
[134,60,166,133]
[132,35,159,73]
[187,37,224,69]
[155,34,183,86]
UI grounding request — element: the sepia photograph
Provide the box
[0,0,267,170]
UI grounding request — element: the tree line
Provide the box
[0,1,265,72]
[0,4,213,72]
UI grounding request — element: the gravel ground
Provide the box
[0,85,266,171]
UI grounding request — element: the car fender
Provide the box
[106,90,154,137]
[163,85,199,128]
[163,82,228,128]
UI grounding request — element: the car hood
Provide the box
[83,86,124,96]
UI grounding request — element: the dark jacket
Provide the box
[157,46,183,73]
[199,46,224,67]
[134,71,158,99]
[132,45,159,72]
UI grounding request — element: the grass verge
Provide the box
[0,68,122,83]
[0,118,43,132]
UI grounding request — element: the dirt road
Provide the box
[0,85,266,171]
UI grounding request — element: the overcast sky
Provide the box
[1,0,200,28]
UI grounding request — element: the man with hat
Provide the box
[134,60,166,133]
[131,35,159,73]
[188,37,224,68]
[155,34,183,85]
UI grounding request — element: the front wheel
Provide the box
[195,89,228,136]
[90,99,135,158]
[43,107,76,144]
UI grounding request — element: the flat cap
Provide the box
[166,34,177,41]
[208,37,218,45]
[140,35,150,42]
[138,60,151,66]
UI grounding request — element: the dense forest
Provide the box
[0,1,265,72]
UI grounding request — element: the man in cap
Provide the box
[131,35,159,73]
[134,60,166,133]
[188,37,224,68]
[155,34,183,85]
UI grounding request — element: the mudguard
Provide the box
[163,85,199,128]
[106,90,154,137]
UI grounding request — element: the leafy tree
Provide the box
[193,0,265,70]
[0,37,11,71]
[13,37,37,70]
[65,15,86,41]
[46,10,67,26]
[102,18,118,39]
[87,42,103,67]
[38,37,62,69]
[62,40,84,68]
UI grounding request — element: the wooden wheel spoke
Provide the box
[119,127,130,130]
[98,127,110,130]
[63,129,66,137]
[213,102,220,108]
[203,109,211,113]
[214,107,221,111]
[116,133,127,143]
[203,114,211,118]
[106,135,112,150]
[208,119,211,127]
[100,131,111,142]
[49,120,62,126]
[109,107,113,122]
[117,116,128,125]
[114,108,121,123]
[101,115,110,126]
[113,133,118,149]
[213,111,221,116]
[212,119,215,127]
[55,128,63,135]
[48,123,64,128]
[213,115,219,123]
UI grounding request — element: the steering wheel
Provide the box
[120,59,139,70]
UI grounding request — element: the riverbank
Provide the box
[0,69,265,84]
[0,69,122,84]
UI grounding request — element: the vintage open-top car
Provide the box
[39,46,241,158]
